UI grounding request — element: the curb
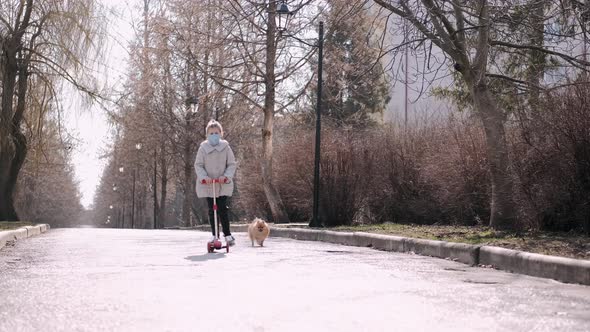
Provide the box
[0,224,51,251]
[405,238,480,266]
[320,230,356,246]
[353,232,405,252]
[264,227,589,286]
[479,246,590,285]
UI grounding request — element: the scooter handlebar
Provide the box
[200,178,228,184]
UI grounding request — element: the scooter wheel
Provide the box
[207,243,213,253]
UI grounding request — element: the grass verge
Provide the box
[0,221,34,231]
[323,223,590,260]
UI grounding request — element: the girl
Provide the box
[194,120,237,246]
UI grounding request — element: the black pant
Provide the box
[207,196,231,237]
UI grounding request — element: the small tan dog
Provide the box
[248,218,270,247]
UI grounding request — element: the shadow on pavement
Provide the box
[184,253,226,262]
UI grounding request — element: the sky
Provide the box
[66,0,136,209]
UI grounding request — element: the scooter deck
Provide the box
[207,241,230,253]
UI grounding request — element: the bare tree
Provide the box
[0,0,105,221]
[14,79,83,227]
[373,0,590,230]
[188,0,318,223]
[97,0,262,227]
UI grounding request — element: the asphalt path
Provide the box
[0,228,588,332]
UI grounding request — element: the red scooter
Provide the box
[203,178,229,253]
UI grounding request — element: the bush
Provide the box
[233,141,269,220]
[364,125,442,225]
[317,129,368,226]
[421,115,491,225]
[235,124,315,222]
[512,85,590,233]
[236,89,590,235]
[245,120,492,227]
[272,126,369,226]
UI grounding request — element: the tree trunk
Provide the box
[262,1,289,224]
[471,82,517,230]
[0,44,17,221]
[158,142,167,228]
[182,135,193,227]
[261,113,289,224]
[526,0,546,113]
[0,139,22,221]
[0,41,29,221]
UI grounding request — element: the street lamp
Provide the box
[181,95,200,228]
[118,166,124,228]
[279,2,324,227]
[185,96,200,114]
[185,96,198,107]
[132,141,158,230]
[311,23,325,228]
[276,1,293,32]
[131,142,142,229]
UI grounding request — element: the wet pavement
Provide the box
[0,228,589,332]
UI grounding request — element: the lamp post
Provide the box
[183,96,200,227]
[275,1,292,32]
[131,143,142,229]
[113,183,122,228]
[311,23,324,228]
[276,2,324,227]
[118,167,125,228]
[109,205,114,229]
[185,96,200,114]
[153,147,157,229]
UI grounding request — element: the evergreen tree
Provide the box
[312,1,390,127]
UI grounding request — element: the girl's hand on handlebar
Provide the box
[219,176,230,184]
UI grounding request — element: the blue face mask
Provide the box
[208,133,220,146]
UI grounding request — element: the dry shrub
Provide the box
[365,125,441,224]
[422,115,491,225]
[236,89,590,234]
[234,141,268,220]
[512,85,590,233]
[235,124,314,222]
[240,120,493,227]
[272,128,315,221]
[365,117,490,226]
[274,126,369,226]
[241,125,374,225]
[317,128,368,226]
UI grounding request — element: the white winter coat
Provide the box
[194,140,237,198]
